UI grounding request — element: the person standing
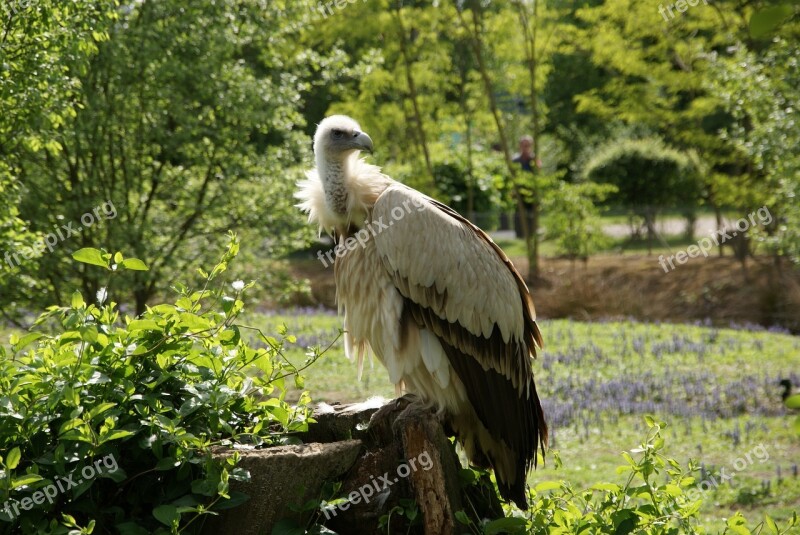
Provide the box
[512,135,541,238]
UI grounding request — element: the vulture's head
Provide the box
[313,115,374,160]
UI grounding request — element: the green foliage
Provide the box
[0,235,316,534]
[785,395,800,436]
[0,176,41,313]
[584,137,699,210]
[378,498,420,533]
[454,419,797,535]
[583,137,701,248]
[0,0,115,319]
[708,37,800,263]
[749,5,795,39]
[542,180,616,260]
[3,0,323,319]
[293,417,797,534]
[0,0,113,154]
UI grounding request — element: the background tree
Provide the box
[6,0,327,317]
[709,35,799,264]
[0,0,115,321]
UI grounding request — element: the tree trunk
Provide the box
[393,5,436,189]
[511,0,548,281]
[454,6,533,275]
[714,204,724,257]
[134,288,149,316]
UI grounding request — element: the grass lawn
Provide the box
[244,309,800,531]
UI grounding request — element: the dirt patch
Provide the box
[289,253,800,333]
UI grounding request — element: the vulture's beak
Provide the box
[352,131,374,154]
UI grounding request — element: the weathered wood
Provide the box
[397,409,462,535]
[327,399,464,535]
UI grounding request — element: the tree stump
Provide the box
[207,399,502,534]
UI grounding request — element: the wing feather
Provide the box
[371,186,541,390]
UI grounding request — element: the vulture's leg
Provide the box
[392,392,421,411]
[369,393,437,436]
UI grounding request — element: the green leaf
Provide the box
[726,513,751,535]
[749,4,793,38]
[73,248,109,268]
[128,319,161,331]
[99,429,135,444]
[88,402,117,421]
[591,483,621,492]
[614,517,638,535]
[71,291,85,309]
[6,447,21,469]
[764,515,779,535]
[103,466,128,483]
[178,312,213,331]
[153,504,180,527]
[12,474,43,489]
[213,491,250,510]
[534,480,561,492]
[80,325,99,343]
[121,258,149,271]
[12,332,43,352]
[156,457,178,471]
[455,511,470,525]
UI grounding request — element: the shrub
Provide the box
[583,137,702,248]
[506,418,797,534]
[0,234,317,534]
[543,180,616,261]
[432,154,505,230]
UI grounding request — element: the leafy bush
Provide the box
[583,137,701,246]
[0,234,316,534]
[509,418,798,535]
[543,180,616,261]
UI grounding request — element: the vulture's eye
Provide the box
[332,129,344,139]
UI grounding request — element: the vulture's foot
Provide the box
[393,392,420,411]
[368,393,435,441]
[394,395,437,434]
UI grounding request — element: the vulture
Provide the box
[296,115,547,509]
